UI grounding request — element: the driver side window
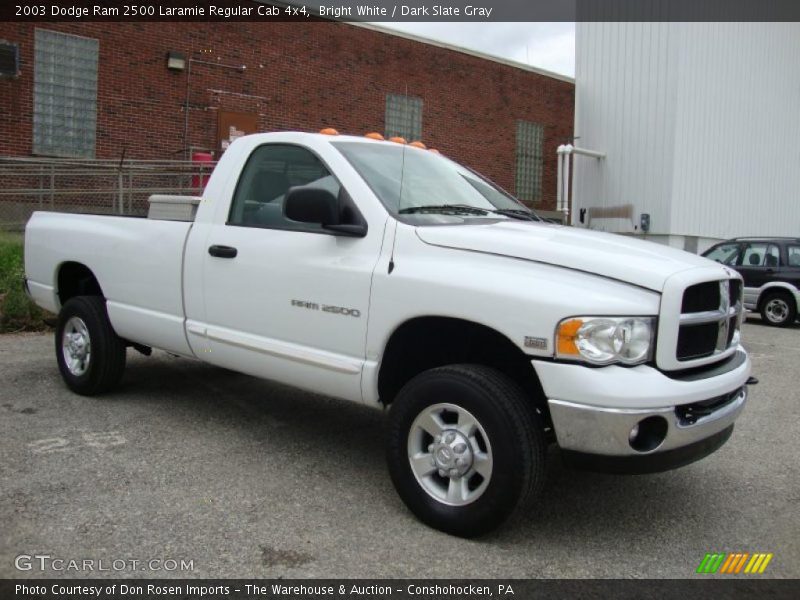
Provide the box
[742,243,780,267]
[228,144,341,231]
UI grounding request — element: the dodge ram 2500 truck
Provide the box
[25,131,753,537]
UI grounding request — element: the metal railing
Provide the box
[0,157,216,230]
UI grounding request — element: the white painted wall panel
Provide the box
[670,23,800,239]
[573,23,800,242]
[573,22,680,235]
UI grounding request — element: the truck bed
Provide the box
[25,211,195,356]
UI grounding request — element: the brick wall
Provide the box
[0,21,574,209]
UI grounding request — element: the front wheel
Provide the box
[760,291,797,327]
[56,296,126,395]
[386,365,546,537]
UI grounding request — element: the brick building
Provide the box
[0,20,574,210]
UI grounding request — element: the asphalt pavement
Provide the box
[1,318,798,578]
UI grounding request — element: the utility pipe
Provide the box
[555,144,605,224]
[563,145,571,221]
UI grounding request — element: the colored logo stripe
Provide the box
[697,553,725,573]
[720,553,749,573]
[697,553,773,574]
[745,553,773,574]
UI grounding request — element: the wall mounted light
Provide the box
[166,51,186,71]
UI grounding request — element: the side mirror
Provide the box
[284,186,367,237]
[284,186,339,225]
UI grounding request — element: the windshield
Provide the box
[703,243,741,265]
[332,141,537,224]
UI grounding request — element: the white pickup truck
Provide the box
[25,131,753,536]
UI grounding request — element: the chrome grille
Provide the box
[677,279,743,362]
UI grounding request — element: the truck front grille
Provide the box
[676,279,742,362]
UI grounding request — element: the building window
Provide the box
[515,120,544,203]
[385,94,423,142]
[33,29,98,157]
[0,41,20,77]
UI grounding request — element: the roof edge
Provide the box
[258,2,574,84]
[347,22,575,85]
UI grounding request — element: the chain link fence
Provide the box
[0,157,216,231]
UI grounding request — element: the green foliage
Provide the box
[0,233,49,332]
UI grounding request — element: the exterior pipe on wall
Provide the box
[556,144,565,215]
[571,147,606,159]
[555,144,605,225]
[563,144,572,222]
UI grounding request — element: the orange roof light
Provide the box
[365,132,384,140]
[429,148,441,154]
[409,141,427,149]
[319,128,339,136]
[389,136,407,144]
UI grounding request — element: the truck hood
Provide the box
[415,221,722,292]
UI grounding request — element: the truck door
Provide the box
[192,143,383,403]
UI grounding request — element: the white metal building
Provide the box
[569,23,800,253]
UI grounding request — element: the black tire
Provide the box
[55,296,126,395]
[386,364,546,537]
[760,290,797,327]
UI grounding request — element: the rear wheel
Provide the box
[760,291,796,327]
[386,364,545,537]
[56,296,126,395]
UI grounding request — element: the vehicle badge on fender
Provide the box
[291,299,361,318]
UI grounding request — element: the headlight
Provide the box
[556,316,656,366]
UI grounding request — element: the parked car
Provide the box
[703,237,800,327]
[25,131,753,537]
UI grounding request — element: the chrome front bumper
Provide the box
[548,386,746,457]
[533,350,752,473]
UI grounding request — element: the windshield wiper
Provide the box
[399,204,489,215]
[491,208,541,221]
[399,204,541,221]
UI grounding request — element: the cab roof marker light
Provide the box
[365,132,385,140]
[409,141,427,149]
[319,128,339,136]
[389,136,407,144]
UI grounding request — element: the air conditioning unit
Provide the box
[0,42,19,78]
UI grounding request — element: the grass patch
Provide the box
[0,232,51,332]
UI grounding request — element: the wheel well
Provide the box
[758,287,796,311]
[378,317,547,412]
[57,262,103,306]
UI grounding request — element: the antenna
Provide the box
[388,84,410,274]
